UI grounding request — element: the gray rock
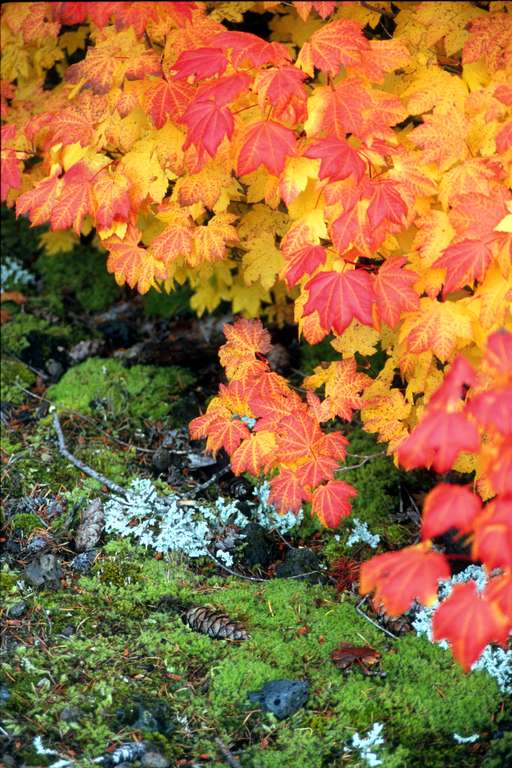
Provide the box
[24,553,62,588]
[59,705,82,722]
[248,679,309,719]
[275,548,323,583]
[7,601,27,619]
[69,338,103,363]
[152,448,173,473]
[141,753,170,768]
[25,534,52,555]
[70,549,97,574]
[75,499,103,552]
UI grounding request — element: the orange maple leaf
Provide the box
[360,543,450,615]
[433,581,510,671]
[421,483,482,540]
[237,120,296,177]
[105,225,167,294]
[303,269,375,336]
[311,479,357,528]
[374,256,419,329]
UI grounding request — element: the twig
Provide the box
[206,552,267,582]
[360,1,394,18]
[355,596,398,640]
[52,412,127,497]
[191,465,231,496]
[336,451,385,473]
[215,738,242,768]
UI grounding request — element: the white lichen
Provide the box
[1,255,34,289]
[346,517,380,549]
[412,565,512,694]
[344,722,385,767]
[104,478,302,564]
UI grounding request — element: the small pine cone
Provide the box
[184,606,249,641]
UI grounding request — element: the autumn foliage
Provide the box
[1,1,511,672]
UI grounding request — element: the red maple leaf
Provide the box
[397,410,480,473]
[237,120,296,176]
[360,543,450,615]
[269,469,305,513]
[421,483,482,540]
[367,180,407,229]
[433,239,493,295]
[172,47,227,80]
[484,572,512,624]
[469,387,512,435]
[145,79,193,127]
[303,269,375,335]
[215,31,290,68]
[374,256,419,328]
[282,244,326,287]
[433,581,510,671]
[196,72,252,107]
[311,479,357,528]
[304,137,366,182]
[472,497,512,569]
[182,99,234,157]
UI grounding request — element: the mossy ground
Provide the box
[1,540,505,768]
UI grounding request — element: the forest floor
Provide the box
[1,206,511,768]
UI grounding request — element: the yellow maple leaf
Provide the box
[238,204,289,241]
[229,277,271,317]
[399,297,474,361]
[119,137,168,206]
[191,213,238,267]
[361,380,412,453]
[39,230,78,255]
[402,66,468,115]
[242,232,284,291]
[331,320,380,358]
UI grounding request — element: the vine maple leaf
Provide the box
[230,431,276,476]
[432,239,493,295]
[237,121,297,177]
[305,358,371,421]
[400,298,473,362]
[367,181,407,229]
[282,244,326,287]
[16,175,62,227]
[49,161,95,234]
[397,410,480,473]
[472,497,512,570]
[196,72,252,107]
[254,66,307,119]
[303,269,375,335]
[172,47,227,80]
[219,318,271,380]
[360,543,450,615]
[149,221,194,266]
[275,411,323,464]
[297,19,369,77]
[311,479,357,528]
[304,138,366,182]
[432,582,510,671]
[484,572,512,624]
[269,469,305,513]
[182,99,234,157]
[190,407,250,455]
[92,170,131,232]
[214,31,290,68]
[104,225,167,294]
[374,257,419,329]
[191,213,238,266]
[421,483,482,540]
[144,78,193,128]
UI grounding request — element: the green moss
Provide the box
[47,357,196,422]
[8,512,43,536]
[2,542,504,767]
[1,357,37,404]
[142,285,193,318]
[2,314,73,356]
[35,245,121,314]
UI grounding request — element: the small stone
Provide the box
[60,705,82,722]
[25,534,51,555]
[239,523,278,569]
[69,338,103,363]
[0,684,10,707]
[46,358,64,381]
[275,548,322,583]
[71,549,97,574]
[61,625,75,638]
[7,601,27,619]
[24,553,62,588]
[141,753,170,768]
[75,499,104,552]
[152,448,173,473]
[248,679,309,719]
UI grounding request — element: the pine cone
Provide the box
[184,606,249,641]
